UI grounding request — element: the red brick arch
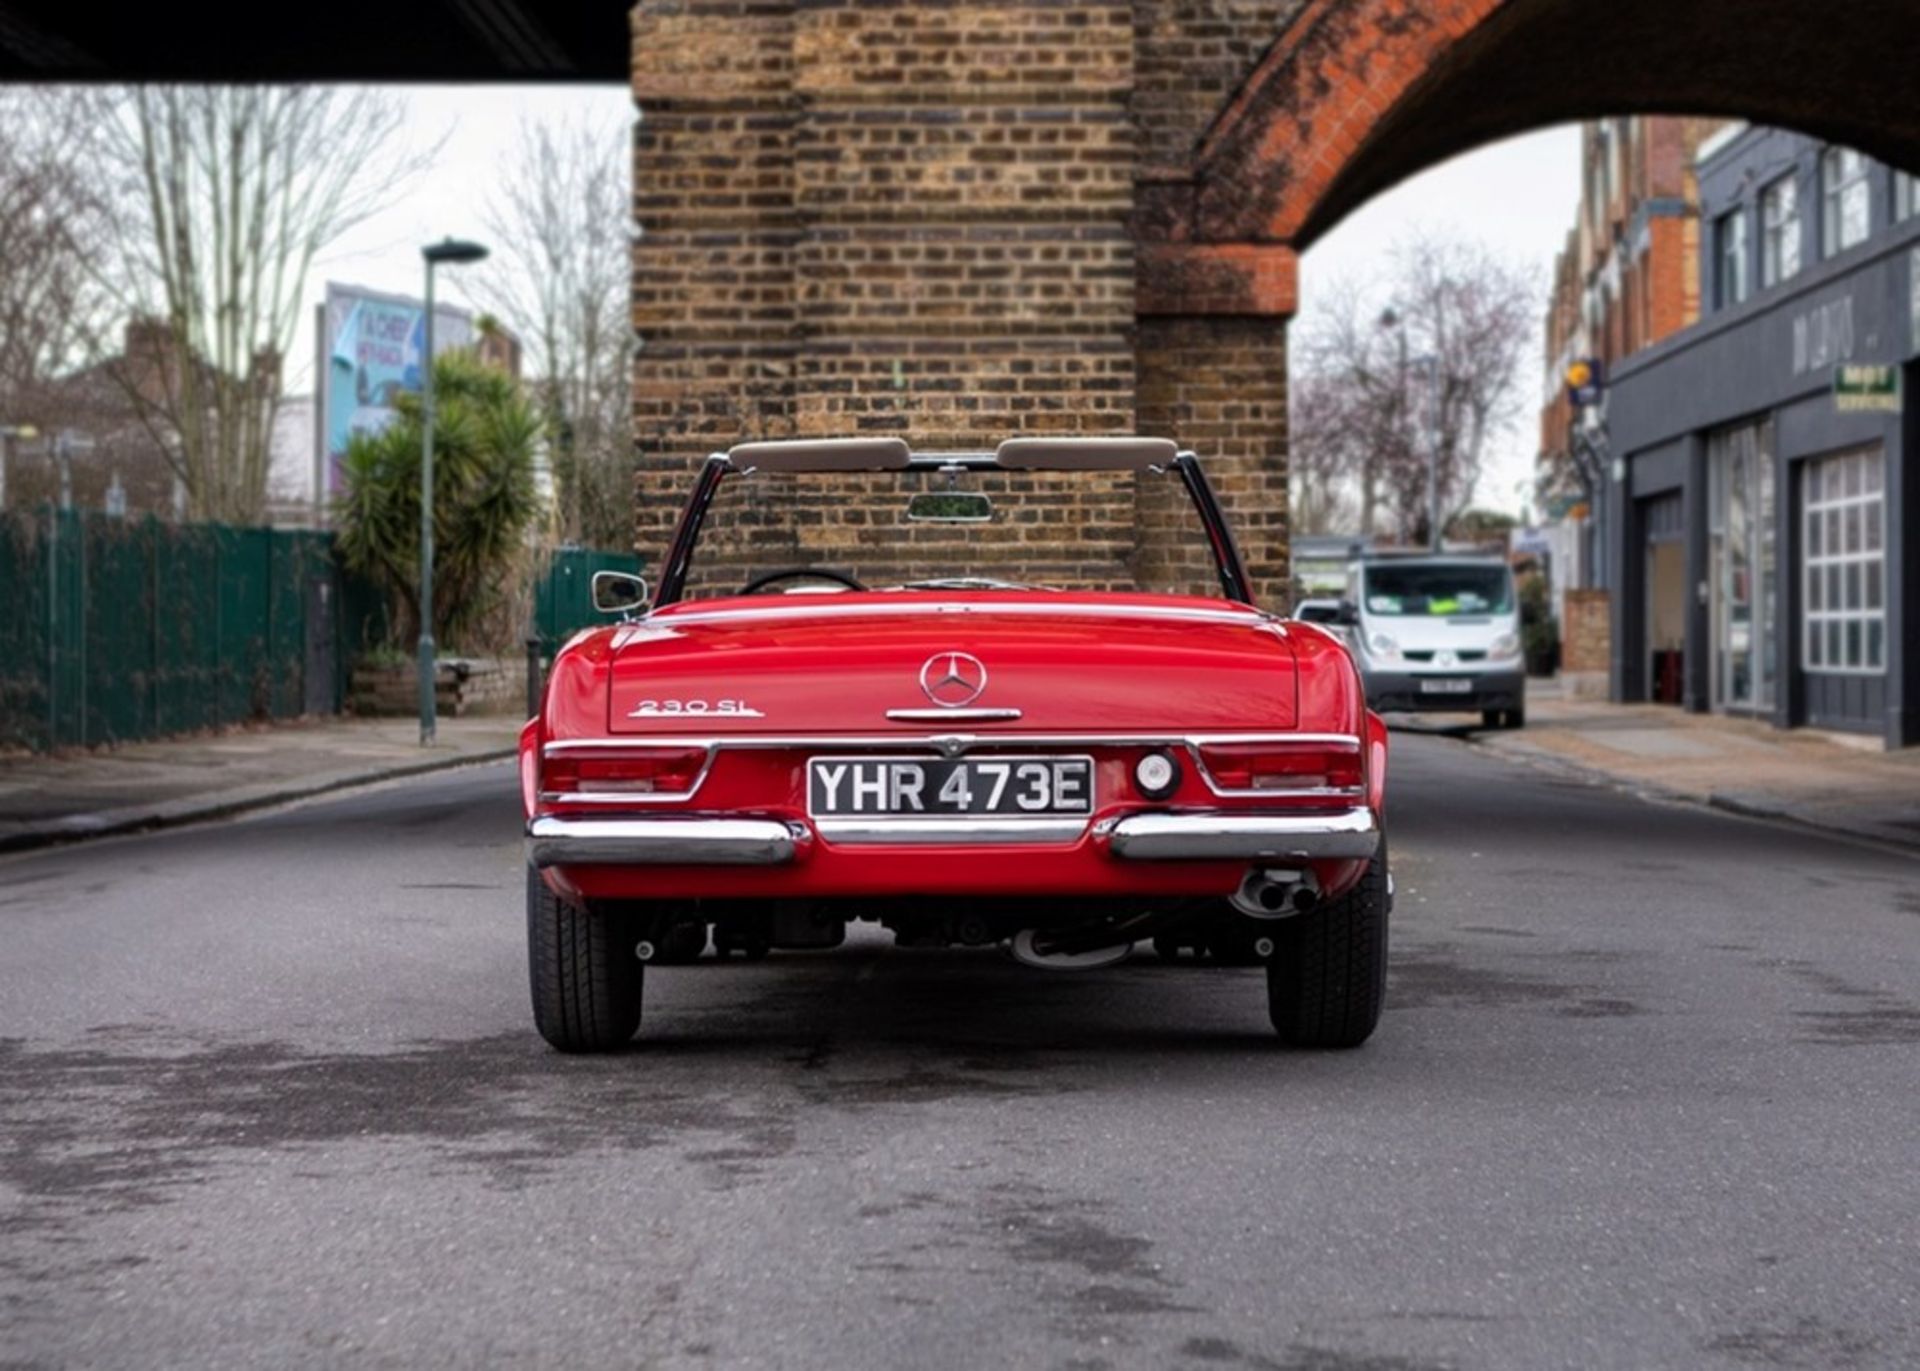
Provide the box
[1139,0,1920,314]
[1196,0,1507,246]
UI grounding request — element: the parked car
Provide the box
[1341,554,1526,730]
[522,437,1391,1052]
[1291,597,1350,628]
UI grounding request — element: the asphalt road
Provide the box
[2,734,1916,1371]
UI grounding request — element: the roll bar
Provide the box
[655,438,1255,608]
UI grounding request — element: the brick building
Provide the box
[1538,118,1725,618]
[1542,118,1729,459]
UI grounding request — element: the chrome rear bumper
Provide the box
[528,807,1378,867]
[1104,807,1378,861]
[527,816,801,868]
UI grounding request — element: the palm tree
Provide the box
[335,350,542,651]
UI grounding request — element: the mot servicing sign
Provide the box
[1833,363,1902,413]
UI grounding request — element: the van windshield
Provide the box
[1363,563,1512,617]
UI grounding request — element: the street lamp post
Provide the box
[1425,354,1443,553]
[1377,307,1443,550]
[417,237,489,748]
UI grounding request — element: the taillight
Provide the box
[1196,741,1364,795]
[541,746,709,798]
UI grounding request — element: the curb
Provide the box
[1461,733,1920,859]
[0,747,518,856]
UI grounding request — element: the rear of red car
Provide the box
[523,596,1388,1047]
[521,439,1391,1054]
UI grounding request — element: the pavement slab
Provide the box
[1457,682,1920,855]
[0,714,523,852]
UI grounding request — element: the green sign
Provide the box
[1834,363,1902,413]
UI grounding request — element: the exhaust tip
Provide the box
[1231,867,1320,920]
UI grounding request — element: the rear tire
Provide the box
[1265,838,1389,1049]
[527,866,643,1053]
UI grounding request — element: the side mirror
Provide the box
[591,570,650,616]
[1334,600,1360,627]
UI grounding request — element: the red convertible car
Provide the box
[522,437,1390,1052]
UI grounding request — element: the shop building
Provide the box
[1605,125,1919,747]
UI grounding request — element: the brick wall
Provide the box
[1136,316,1290,600]
[1133,1,1308,174]
[631,0,799,558]
[628,1,1344,609]
[1562,588,1612,675]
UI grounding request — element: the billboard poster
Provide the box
[320,284,473,496]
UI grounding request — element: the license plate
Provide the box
[808,756,1094,817]
[1419,678,1474,694]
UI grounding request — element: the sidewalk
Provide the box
[0,715,523,853]
[1465,680,1920,854]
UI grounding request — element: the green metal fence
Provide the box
[0,509,357,752]
[531,545,643,648]
[0,513,633,752]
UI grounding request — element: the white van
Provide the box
[1338,555,1526,729]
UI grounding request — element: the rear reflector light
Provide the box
[542,747,709,797]
[1196,742,1363,794]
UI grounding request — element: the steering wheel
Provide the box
[739,565,868,595]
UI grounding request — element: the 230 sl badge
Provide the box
[626,699,765,718]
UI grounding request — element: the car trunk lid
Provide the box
[607,595,1298,734]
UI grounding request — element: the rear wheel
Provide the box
[1265,838,1389,1049]
[527,866,643,1053]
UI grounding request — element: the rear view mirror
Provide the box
[906,491,994,523]
[591,571,650,615]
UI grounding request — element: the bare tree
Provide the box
[0,91,110,407]
[477,112,633,550]
[1293,275,1415,538]
[1294,231,1538,545]
[1286,372,1363,536]
[84,87,426,524]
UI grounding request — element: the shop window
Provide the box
[1761,176,1801,287]
[1709,421,1777,711]
[1803,448,1887,674]
[1821,148,1872,256]
[1716,210,1750,308]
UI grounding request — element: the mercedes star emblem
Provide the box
[919,651,988,708]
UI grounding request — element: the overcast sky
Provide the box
[303,91,1581,520]
[1298,123,1583,519]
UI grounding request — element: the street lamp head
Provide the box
[423,237,489,266]
[1377,307,1401,330]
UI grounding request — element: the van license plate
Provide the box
[1419,678,1474,694]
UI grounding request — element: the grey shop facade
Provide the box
[1603,206,1919,749]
